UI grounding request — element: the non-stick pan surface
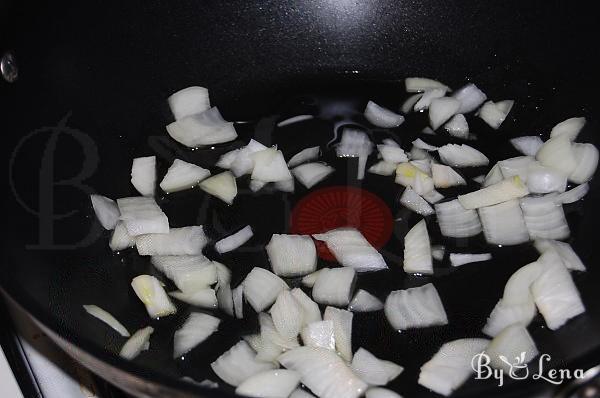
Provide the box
[2,1,600,397]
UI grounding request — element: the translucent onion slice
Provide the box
[131,156,156,196]
[251,148,293,183]
[414,88,447,111]
[378,144,409,163]
[458,176,529,209]
[444,114,469,139]
[452,83,487,114]
[400,187,434,216]
[477,100,514,129]
[478,199,530,245]
[236,369,301,398]
[410,146,433,161]
[484,324,538,372]
[169,289,217,308]
[136,226,209,256]
[166,107,237,148]
[405,77,450,93]
[323,307,353,362]
[292,162,335,189]
[366,388,403,398]
[199,171,238,205]
[395,163,435,196]
[482,299,537,337]
[536,135,578,175]
[109,221,136,251]
[312,268,356,306]
[278,347,368,398]
[287,146,320,168]
[217,283,234,317]
[401,93,423,113]
[351,348,403,386]
[117,197,169,236]
[429,97,460,130]
[243,268,288,312]
[266,234,317,277]
[550,117,586,141]
[422,189,444,204]
[152,255,217,292]
[168,86,210,120]
[160,159,210,193]
[233,284,244,319]
[349,290,383,312]
[271,290,304,340]
[231,139,268,177]
[431,245,446,261]
[526,164,567,194]
[364,101,405,128]
[119,326,153,360]
[403,219,432,275]
[368,161,397,176]
[449,253,491,267]
[131,275,177,318]
[419,338,490,397]
[90,194,119,230]
[520,195,569,240]
[384,283,448,330]
[434,199,482,238]
[312,228,387,272]
[211,341,276,386]
[412,138,438,151]
[502,260,544,305]
[497,156,536,182]
[534,239,585,271]
[83,305,130,337]
[432,164,466,188]
[556,183,589,204]
[291,288,322,325]
[300,320,335,350]
[173,313,220,358]
[483,164,503,187]
[570,143,599,184]
[216,148,242,169]
[438,144,489,167]
[215,225,254,254]
[278,115,314,127]
[510,136,544,157]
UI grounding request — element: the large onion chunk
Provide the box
[369,161,398,176]
[211,341,276,386]
[405,77,450,93]
[569,143,599,184]
[243,267,288,312]
[414,88,447,111]
[434,199,482,238]
[313,228,387,272]
[395,163,434,196]
[169,289,217,308]
[349,289,384,312]
[90,194,120,230]
[401,93,423,113]
[168,86,210,120]
[556,183,589,204]
[83,305,130,337]
[300,320,335,350]
[534,239,585,271]
[160,159,210,193]
[136,226,208,256]
[151,255,217,293]
[287,146,320,168]
[292,162,335,188]
[510,136,544,157]
[550,117,586,141]
[536,134,578,175]
[251,148,293,183]
[312,268,356,306]
[166,107,237,148]
[444,114,469,139]
[131,156,156,196]
[173,313,220,358]
[131,275,177,318]
[520,195,569,240]
[384,283,448,330]
[403,219,432,275]
[432,164,466,188]
[458,176,529,209]
[270,290,304,340]
[291,288,322,325]
[378,145,409,163]
[351,347,403,386]
[526,164,567,194]
[323,307,353,362]
[484,324,538,372]
[266,234,317,277]
[236,369,301,398]
[231,140,268,177]
[429,97,460,130]
[478,199,530,246]
[483,299,537,338]
[199,171,238,205]
[109,221,136,251]
[477,100,514,129]
[438,144,489,167]
[119,326,154,360]
[364,101,405,128]
[452,83,487,114]
[400,187,434,216]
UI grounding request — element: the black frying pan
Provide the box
[2,1,600,397]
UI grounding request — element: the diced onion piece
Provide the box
[384,283,448,330]
[117,197,169,236]
[169,289,217,308]
[287,146,320,168]
[301,320,335,350]
[368,161,397,176]
[400,187,434,216]
[351,347,403,386]
[243,334,264,353]
[291,288,322,325]
[211,341,276,386]
[472,175,485,184]
[236,369,301,398]
[119,326,154,360]
[405,77,450,93]
[313,228,387,272]
[395,163,434,195]
[444,114,469,139]
[502,261,544,305]
[266,234,317,277]
[83,305,130,337]
[378,145,409,163]
[434,199,482,238]
[419,338,489,397]
[323,307,353,362]
[109,221,136,251]
[483,164,503,187]
[168,86,210,120]
[274,178,295,193]
[550,117,586,141]
[216,225,254,254]
[458,176,529,209]
[90,194,119,230]
[173,313,220,358]
[497,156,536,182]
[510,136,544,157]
[349,290,383,312]
[166,107,237,148]
[526,164,567,194]
[214,261,232,288]
[438,144,489,167]
[257,312,300,362]
[401,93,423,113]
[231,140,268,177]
[536,135,578,175]
[452,83,487,114]
[534,239,585,271]
[482,299,537,337]
[278,115,314,127]
[216,148,242,169]
[312,268,356,306]
[531,252,585,330]
[431,245,445,261]
[403,219,432,275]
[366,388,403,398]
[411,159,432,174]
[520,195,569,240]
[449,253,491,267]
[251,148,293,183]
[131,275,177,318]
[556,183,589,204]
[131,156,156,196]
[410,146,433,161]
[422,189,444,204]
[301,269,324,288]
[429,97,460,130]
[292,162,334,189]
[432,164,466,188]
[569,143,599,184]
[364,101,405,128]
[248,179,266,193]
[485,324,538,372]
[136,226,208,256]
[243,268,288,312]
[199,171,238,205]
[477,100,514,129]
[152,255,217,293]
[271,290,304,339]
[412,138,438,151]
[233,284,244,319]
[478,199,530,246]
[414,88,447,111]
[278,347,367,398]
[160,159,210,193]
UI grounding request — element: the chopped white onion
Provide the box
[432,164,466,188]
[243,268,288,312]
[109,221,136,251]
[536,135,577,175]
[278,115,315,127]
[243,334,264,353]
[378,145,409,163]
[483,164,503,187]
[216,148,241,169]
[419,338,489,397]
[422,189,444,204]
[431,245,445,261]
[400,187,434,216]
[301,269,324,288]
[83,305,130,337]
[556,183,589,204]
[510,136,544,157]
[236,369,301,398]
[231,140,268,177]
[351,347,403,386]
[278,347,368,398]
[215,225,254,254]
[449,253,492,267]
[257,312,300,362]
[117,197,169,236]
[497,156,536,182]
[458,176,529,209]
[534,239,585,271]
[384,283,448,330]
[292,162,335,189]
[368,161,397,176]
[274,178,295,193]
[472,175,485,184]
[160,159,210,193]
[291,288,322,325]
[478,199,530,245]
[136,226,208,256]
[312,268,356,306]
[168,86,210,120]
[271,290,304,340]
[199,171,238,205]
[395,163,434,196]
[411,159,432,175]
[131,156,156,196]
[323,307,353,362]
[119,326,154,360]
[434,199,482,238]
[414,88,447,111]
[401,93,423,113]
[570,143,599,184]
[438,144,489,167]
[173,312,220,358]
[211,341,276,386]
[266,234,317,277]
[477,100,514,129]
[90,194,120,230]
[482,299,537,337]
[410,146,433,161]
[405,77,450,93]
[251,148,293,183]
[412,138,438,151]
[214,261,232,288]
[364,101,405,128]
[444,114,470,139]
[485,324,538,372]
[502,260,544,305]
[452,83,487,114]
[313,228,387,272]
[520,195,569,240]
[287,146,320,168]
[166,107,237,148]
[550,117,586,141]
[526,164,567,194]
[152,255,217,293]
[169,289,217,308]
[366,388,403,398]
[403,219,432,275]
[429,97,460,130]
[300,320,335,350]
[131,275,177,318]
[349,290,383,312]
